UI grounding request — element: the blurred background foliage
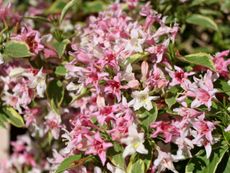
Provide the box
[8,0,230,54]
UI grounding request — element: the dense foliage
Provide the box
[0,0,229,173]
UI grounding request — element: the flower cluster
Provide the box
[0,0,229,173]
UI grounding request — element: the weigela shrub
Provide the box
[0,0,229,173]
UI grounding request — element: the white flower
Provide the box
[23,68,46,98]
[121,124,148,158]
[0,53,4,64]
[228,80,230,86]
[125,27,145,53]
[28,168,41,173]
[30,69,46,98]
[94,166,102,173]
[60,20,74,32]
[9,67,26,77]
[153,148,178,173]
[45,111,61,139]
[129,87,158,111]
[225,125,230,132]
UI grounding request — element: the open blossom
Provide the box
[10,135,36,167]
[85,132,112,165]
[110,111,134,140]
[125,0,139,8]
[152,148,178,173]
[213,50,230,77]
[191,70,217,110]
[192,115,216,158]
[124,27,145,53]
[151,121,180,143]
[121,124,148,158]
[129,87,158,111]
[0,65,46,113]
[166,66,194,86]
[0,0,10,21]
[24,107,41,127]
[178,70,217,110]
[0,0,20,25]
[45,111,62,139]
[104,75,122,101]
[122,64,139,89]
[147,64,168,88]
[28,68,46,98]
[13,27,44,54]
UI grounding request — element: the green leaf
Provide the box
[186,14,218,31]
[139,103,158,131]
[223,154,230,173]
[46,0,66,14]
[60,0,79,23]
[215,80,230,96]
[185,141,228,173]
[24,16,50,22]
[182,53,216,71]
[71,87,89,103]
[111,153,125,169]
[55,65,67,76]
[165,87,179,109]
[108,145,125,170]
[2,106,25,127]
[0,110,8,128]
[127,159,145,173]
[122,52,149,67]
[4,41,32,58]
[56,154,82,173]
[47,80,65,113]
[223,131,230,145]
[82,0,106,14]
[190,0,219,6]
[53,39,70,58]
[138,140,154,171]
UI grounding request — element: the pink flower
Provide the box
[173,107,202,118]
[192,115,216,158]
[121,64,139,89]
[152,147,178,173]
[0,1,10,21]
[24,107,41,127]
[125,0,139,8]
[45,111,62,139]
[69,46,92,64]
[109,113,133,140]
[179,70,217,110]
[151,121,179,143]
[85,132,112,165]
[0,1,20,24]
[43,48,57,58]
[166,66,194,86]
[147,64,168,89]
[140,2,154,17]
[213,50,230,77]
[0,65,46,113]
[104,75,121,101]
[146,41,168,63]
[13,27,44,54]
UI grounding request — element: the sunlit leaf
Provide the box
[186,14,218,31]
[4,41,32,58]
